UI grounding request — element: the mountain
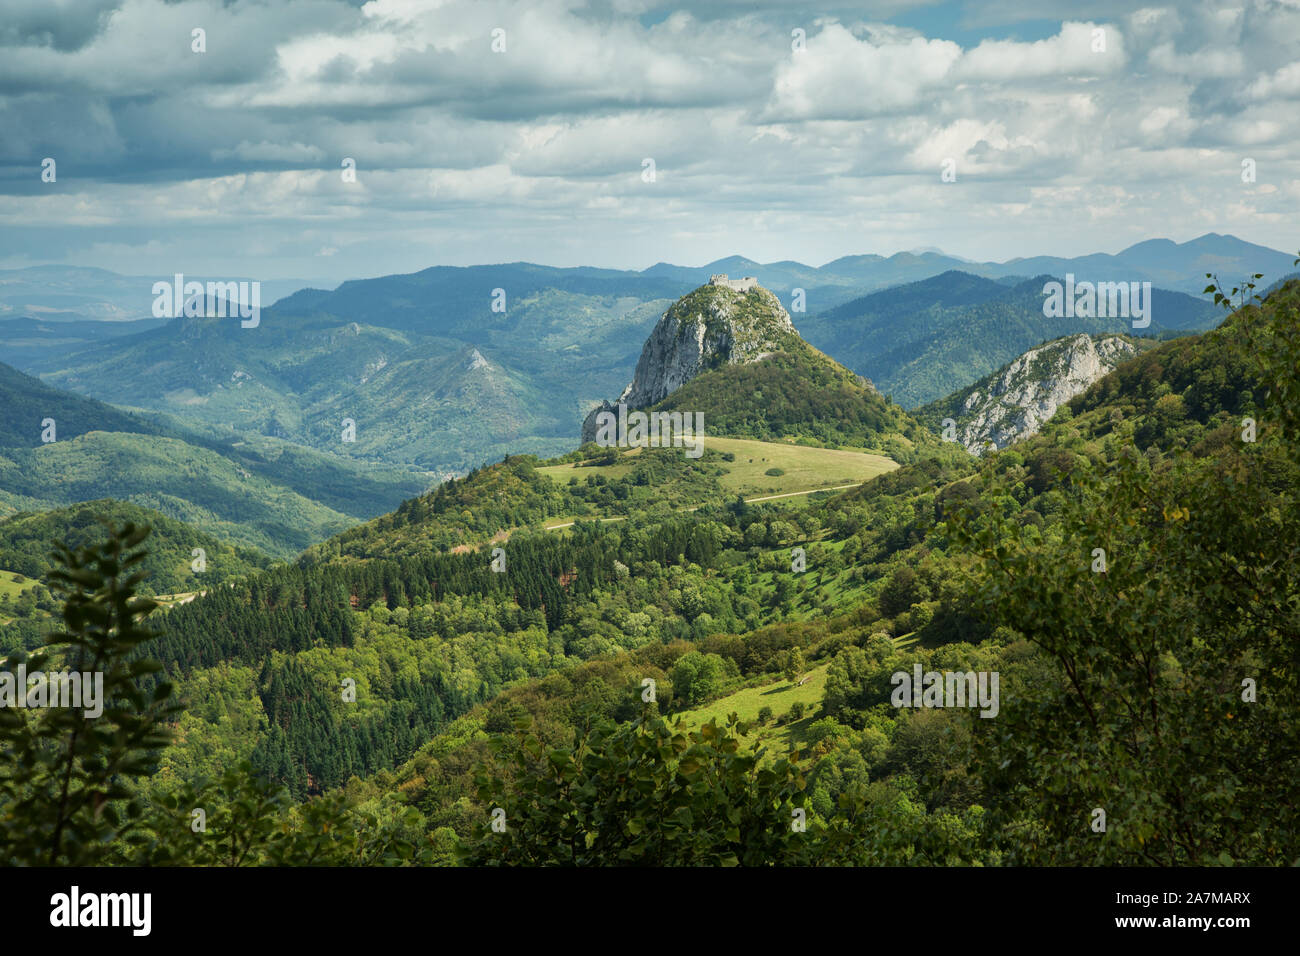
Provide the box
[0,265,311,322]
[0,315,167,367]
[798,271,1222,408]
[8,234,1287,329]
[581,279,800,437]
[0,361,427,557]
[1001,233,1298,293]
[580,278,924,457]
[915,333,1150,455]
[0,359,159,446]
[645,233,1298,297]
[25,266,691,474]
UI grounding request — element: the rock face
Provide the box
[581,282,797,442]
[941,333,1139,455]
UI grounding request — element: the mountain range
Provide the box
[634,232,1297,297]
[0,234,1290,557]
[4,234,1280,488]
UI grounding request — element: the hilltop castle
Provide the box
[709,273,758,292]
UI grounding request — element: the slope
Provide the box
[26,267,688,473]
[0,498,270,589]
[799,272,1220,407]
[915,332,1155,454]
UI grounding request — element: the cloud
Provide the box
[766,25,962,120]
[0,0,1295,277]
[957,21,1126,80]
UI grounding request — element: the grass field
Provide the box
[537,436,896,500]
[708,437,895,496]
[674,663,830,753]
[0,568,41,627]
[0,568,35,602]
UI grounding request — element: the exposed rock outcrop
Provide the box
[931,333,1141,455]
[581,281,797,442]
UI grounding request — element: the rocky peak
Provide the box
[582,281,796,442]
[930,333,1141,455]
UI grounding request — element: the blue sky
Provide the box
[0,0,1296,281]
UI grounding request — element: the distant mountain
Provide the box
[0,265,311,322]
[0,361,427,557]
[27,266,693,474]
[915,333,1150,455]
[644,233,1297,298]
[798,271,1222,408]
[0,316,167,367]
[994,234,1297,295]
[5,234,1287,328]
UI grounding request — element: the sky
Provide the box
[0,0,1297,281]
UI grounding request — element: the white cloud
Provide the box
[0,0,1296,274]
[957,21,1126,81]
[767,25,962,120]
[1246,61,1300,99]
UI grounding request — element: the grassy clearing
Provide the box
[535,461,638,483]
[0,569,35,601]
[707,437,895,497]
[537,436,895,500]
[154,591,202,608]
[674,663,829,753]
[0,568,44,627]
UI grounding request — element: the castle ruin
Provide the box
[709,274,758,292]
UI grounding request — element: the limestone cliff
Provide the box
[920,333,1143,455]
[581,281,798,442]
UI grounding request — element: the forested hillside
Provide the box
[0,361,428,557]
[0,499,270,654]
[648,347,926,459]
